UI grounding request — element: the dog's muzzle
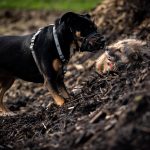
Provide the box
[80,32,105,52]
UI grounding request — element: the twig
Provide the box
[90,110,104,123]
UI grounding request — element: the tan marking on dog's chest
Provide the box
[75,31,81,38]
[75,31,82,48]
[52,59,62,72]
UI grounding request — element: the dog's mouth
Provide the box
[80,32,105,52]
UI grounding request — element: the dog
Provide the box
[0,12,105,115]
[96,39,149,74]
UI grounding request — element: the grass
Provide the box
[0,0,102,12]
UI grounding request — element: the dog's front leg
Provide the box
[58,81,70,99]
[56,74,70,99]
[41,56,66,106]
[44,77,65,106]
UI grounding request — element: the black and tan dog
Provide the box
[0,12,105,115]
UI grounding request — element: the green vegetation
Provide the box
[0,0,102,12]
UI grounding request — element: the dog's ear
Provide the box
[82,13,91,19]
[60,12,78,24]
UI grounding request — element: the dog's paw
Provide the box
[54,96,65,106]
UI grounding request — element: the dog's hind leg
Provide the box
[0,78,15,116]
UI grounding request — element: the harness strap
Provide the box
[53,26,66,63]
[30,27,43,75]
[30,24,67,76]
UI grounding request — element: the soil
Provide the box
[0,1,150,149]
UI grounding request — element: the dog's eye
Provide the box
[89,24,96,29]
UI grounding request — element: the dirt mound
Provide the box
[0,0,150,149]
[91,0,150,43]
[0,54,149,150]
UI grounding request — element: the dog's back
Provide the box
[0,35,43,82]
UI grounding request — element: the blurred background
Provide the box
[0,0,102,12]
[0,0,102,35]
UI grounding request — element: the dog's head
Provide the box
[59,12,105,52]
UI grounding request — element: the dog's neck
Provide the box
[54,21,79,63]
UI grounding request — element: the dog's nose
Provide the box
[98,36,106,49]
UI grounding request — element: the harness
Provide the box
[29,24,71,75]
